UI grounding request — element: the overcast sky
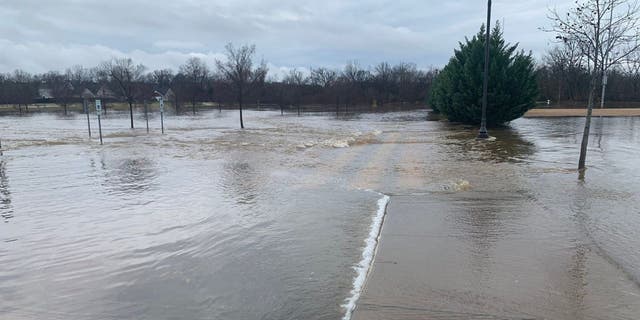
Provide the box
[0,0,570,78]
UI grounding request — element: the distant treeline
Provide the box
[0,60,438,115]
[536,43,640,106]
[1,47,640,114]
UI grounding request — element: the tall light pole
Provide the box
[478,0,492,139]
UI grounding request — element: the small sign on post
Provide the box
[96,99,103,145]
[153,91,166,134]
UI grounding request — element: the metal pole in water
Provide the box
[85,99,92,138]
[144,99,149,133]
[478,0,491,140]
[153,91,166,134]
[160,97,165,134]
[96,99,103,145]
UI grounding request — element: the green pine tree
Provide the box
[430,23,538,126]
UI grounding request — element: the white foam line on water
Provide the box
[342,191,390,320]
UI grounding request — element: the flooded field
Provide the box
[0,110,639,319]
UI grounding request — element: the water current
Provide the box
[0,110,638,319]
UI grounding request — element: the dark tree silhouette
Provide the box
[101,58,146,128]
[179,57,209,115]
[216,43,267,128]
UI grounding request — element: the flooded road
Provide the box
[0,110,638,319]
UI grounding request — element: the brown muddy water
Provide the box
[0,110,638,320]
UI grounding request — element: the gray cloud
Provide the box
[0,0,568,75]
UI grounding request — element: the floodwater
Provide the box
[0,110,638,319]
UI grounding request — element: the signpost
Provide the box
[96,99,103,145]
[154,91,165,134]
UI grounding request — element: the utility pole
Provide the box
[478,0,492,139]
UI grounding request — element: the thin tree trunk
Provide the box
[578,72,599,172]
[578,12,603,175]
[192,101,196,115]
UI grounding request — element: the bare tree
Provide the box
[548,0,640,172]
[0,74,7,106]
[310,67,339,115]
[310,67,338,89]
[373,62,395,107]
[393,62,420,105]
[284,68,307,116]
[206,72,220,112]
[622,48,640,95]
[148,69,174,89]
[101,58,146,128]
[179,57,209,115]
[543,41,587,103]
[11,70,34,114]
[170,73,188,114]
[341,61,369,112]
[65,65,92,89]
[43,71,74,115]
[92,66,112,114]
[216,43,268,128]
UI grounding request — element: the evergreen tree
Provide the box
[430,23,538,126]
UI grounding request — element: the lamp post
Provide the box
[478,0,492,140]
